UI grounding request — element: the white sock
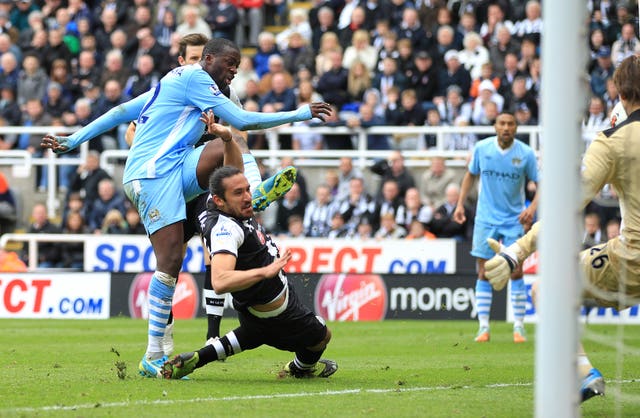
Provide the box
[243,154,262,194]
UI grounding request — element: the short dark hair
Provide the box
[202,37,238,58]
[178,33,209,59]
[209,166,242,199]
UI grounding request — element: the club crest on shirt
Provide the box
[256,230,266,245]
[209,83,221,96]
[512,157,522,166]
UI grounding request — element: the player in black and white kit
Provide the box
[162,166,337,380]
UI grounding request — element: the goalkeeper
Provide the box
[485,55,640,403]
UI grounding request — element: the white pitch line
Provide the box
[3,380,638,413]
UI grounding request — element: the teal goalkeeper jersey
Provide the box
[468,136,538,225]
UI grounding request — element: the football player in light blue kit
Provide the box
[453,112,539,343]
[42,37,332,377]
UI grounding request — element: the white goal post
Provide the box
[536,1,587,416]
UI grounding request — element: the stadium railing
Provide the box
[1,124,599,221]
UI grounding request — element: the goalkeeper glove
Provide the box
[484,238,520,291]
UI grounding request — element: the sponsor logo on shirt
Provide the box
[209,83,221,96]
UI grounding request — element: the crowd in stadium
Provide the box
[0,0,633,268]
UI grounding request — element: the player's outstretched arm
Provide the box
[211,249,292,294]
[210,100,332,131]
[41,92,151,154]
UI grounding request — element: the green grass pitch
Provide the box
[1,319,638,417]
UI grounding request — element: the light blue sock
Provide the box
[146,273,175,358]
[510,278,527,328]
[242,154,262,194]
[475,279,493,328]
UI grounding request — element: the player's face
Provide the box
[178,44,205,66]
[494,113,517,148]
[219,173,253,219]
[205,48,240,90]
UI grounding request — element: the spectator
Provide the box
[94,8,119,53]
[605,218,620,240]
[0,171,17,235]
[430,182,473,240]
[375,31,400,73]
[338,5,366,49]
[469,62,501,100]
[342,29,377,73]
[253,31,279,78]
[25,202,62,268]
[488,25,520,76]
[18,54,48,106]
[49,58,78,103]
[590,46,614,98]
[0,248,27,272]
[405,50,439,109]
[17,10,45,52]
[327,211,350,238]
[274,182,306,235]
[458,31,489,80]
[99,50,130,88]
[370,150,416,198]
[315,31,342,77]
[101,208,128,234]
[72,50,101,93]
[281,31,315,77]
[43,28,73,75]
[437,49,472,99]
[405,219,436,240]
[371,179,403,231]
[284,214,305,238]
[435,84,472,126]
[395,6,430,52]
[0,51,19,93]
[69,151,111,213]
[206,0,238,42]
[264,0,287,26]
[44,82,72,118]
[92,79,127,149]
[420,156,458,208]
[153,7,176,49]
[259,71,297,112]
[517,36,538,76]
[303,184,334,237]
[131,27,168,74]
[388,88,426,150]
[10,0,37,33]
[471,80,504,126]
[433,25,459,68]
[504,75,538,120]
[276,8,312,52]
[0,83,21,126]
[124,205,146,234]
[611,23,640,66]
[334,177,374,236]
[603,77,619,115]
[61,191,86,226]
[512,0,542,46]
[87,178,126,233]
[480,3,514,47]
[583,212,604,249]
[336,157,362,201]
[513,103,537,142]
[235,0,263,48]
[423,107,443,149]
[582,96,609,148]
[395,38,414,76]
[257,54,294,96]
[311,5,337,53]
[230,55,259,102]
[175,5,212,39]
[123,54,160,100]
[346,102,390,150]
[316,50,349,110]
[59,210,87,269]
[587,28,606,73]
[395,187,433,231]
[372,57,407,105]
[374,212,407,239]
[17,98,53,191]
